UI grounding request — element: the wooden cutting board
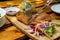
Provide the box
[6,15,60,40]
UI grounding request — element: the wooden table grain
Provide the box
[0,17,26,40]
[0,1,33,40]
[0,0,60,40]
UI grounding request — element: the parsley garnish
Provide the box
[0,14,1,17]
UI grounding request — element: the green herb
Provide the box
[0,14,1,17]
[47,24,55,36]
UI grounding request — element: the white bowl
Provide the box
[51,4,60,14]
[0,17,6,27]
[0,8,6,19]
[5,7,20,15]
[0,8,6,27]
[0,8,6,21]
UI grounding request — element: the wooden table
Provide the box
[0,17,27,40]
[6,1,60,40]
[0,1,32,40]
[0,0,60,40]
[0,0,24,40]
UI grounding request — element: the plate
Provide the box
[51,4,60,14]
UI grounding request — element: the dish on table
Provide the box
[51,4,60,14]
[29,20,55,39]
[0,8,6,19]
[0,8,6,22]
[0,8,6,27]
[5,7,20,15]
[0,17,6,27]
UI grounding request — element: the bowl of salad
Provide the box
[0,8,6,20]
[0,8,6,27]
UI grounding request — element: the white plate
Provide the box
[5,7,20,15]
[0,17,5,27]
[51,4,60,14]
